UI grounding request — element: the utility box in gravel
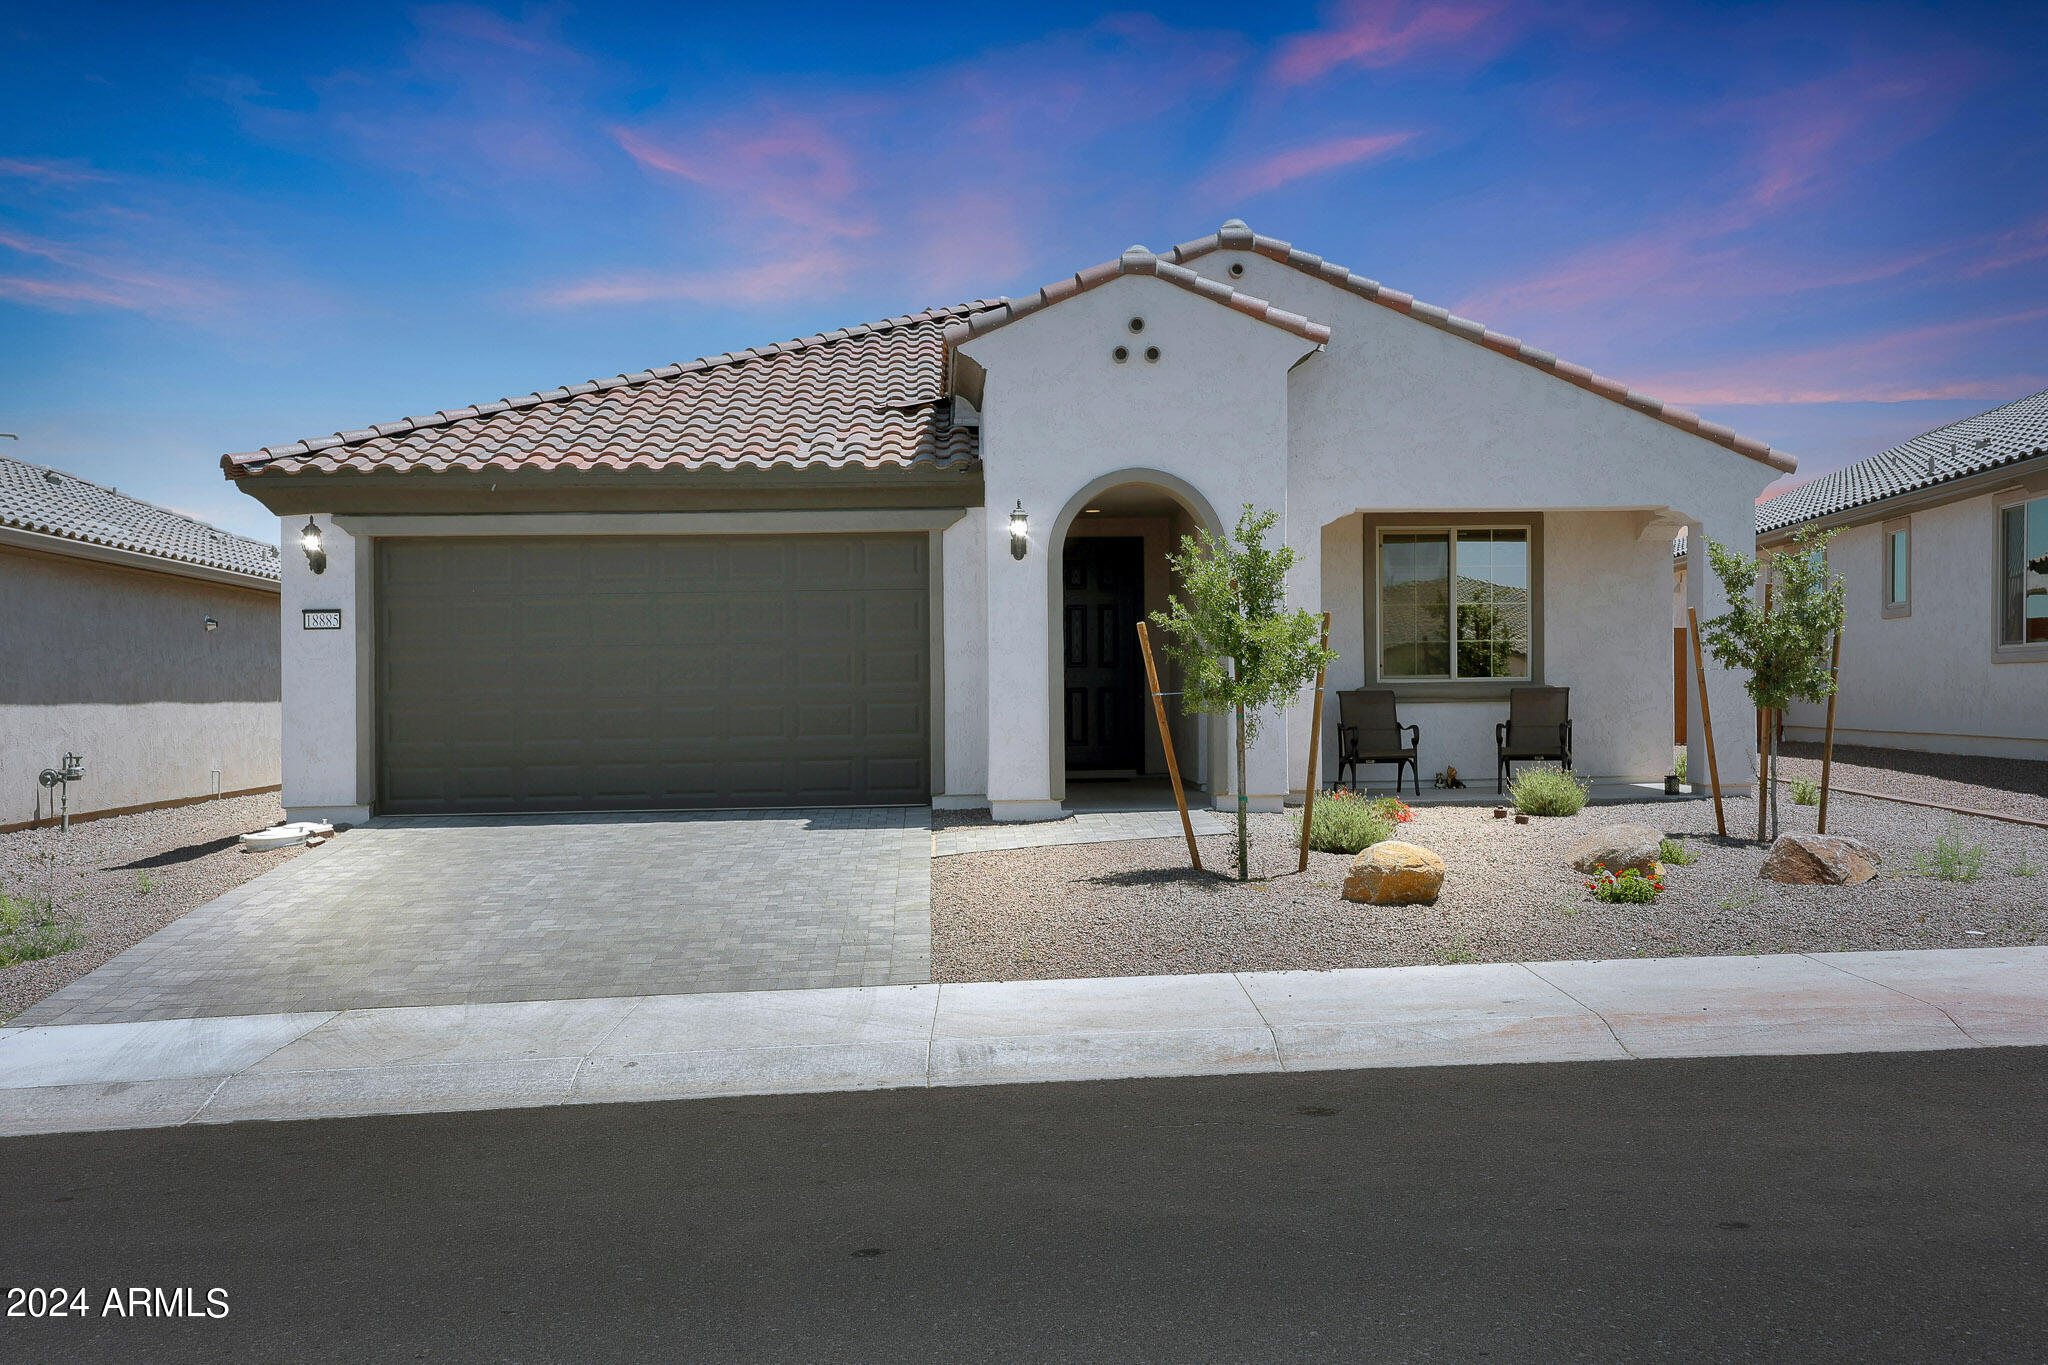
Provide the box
[1760,834,1880,885]
[1566,824,1665,877]
[1344,841,1446,906]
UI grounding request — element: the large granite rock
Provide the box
[1343,841,1446,906]
[1760,834,1880,885]
[1566,823,1666,877]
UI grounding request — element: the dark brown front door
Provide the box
[1063,536,1144,774]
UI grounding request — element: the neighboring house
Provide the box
[1755,389,2046,762]
[1,457,282,830]
[224,221,1782,824]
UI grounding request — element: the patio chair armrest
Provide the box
[1494,720,1507,747]
[1337,723,1358,755]
[1404,723,1420,746]
[1561,719,1573,751]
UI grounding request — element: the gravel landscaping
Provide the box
[1772,742,2048,825]
[0,793,309,1023]
[931,792,2048,983]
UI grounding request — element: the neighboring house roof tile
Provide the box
[1754,386,2048,536]
[1,455,280,579]
[1159,221,1794,474]
[223,302,1004,479]
[943,244,1333,348]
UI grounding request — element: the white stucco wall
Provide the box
[278,515,375,823]
[956,273,1320,820]
[939,507,989,804]
[1,545,279,828]
[1172,249,1764,797]
[1779,488,2048,760]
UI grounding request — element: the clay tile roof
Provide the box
[1755,385,2048,535]
[1161,221,1795,474]
[942,244,1333,348]
[1,454,280,579]
[222,301,1005,479]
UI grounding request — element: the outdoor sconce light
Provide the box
[300,519,327,575]
[204,616,218,632]
[1009,502,1029,560]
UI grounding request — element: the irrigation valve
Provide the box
[38,752,85,831]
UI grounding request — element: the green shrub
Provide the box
[0,876,83,968]
[1585,865,1665,903]
[1673,751,1688,783]
[1914,823,1986,882]
[1658,837,1697,867]
[1789,777,1820,806]
[1509,764,1590,817]
[1299,790,1395,854]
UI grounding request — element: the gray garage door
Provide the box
[376,535,929,814]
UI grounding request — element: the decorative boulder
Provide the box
[1760,834,1880,886]
[1343,841,1446,906]
[1567,824,1666,877]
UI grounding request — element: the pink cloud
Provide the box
[612,119,877,241]
[1205,130,1418,198]
[541,248,851,308]
[0,229,236,316]
[0,157,110,186]
[1454,58,1973,325]
[1635,307,2048,407]
[1270,0,1512,85]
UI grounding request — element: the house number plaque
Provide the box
[302,609,343,630]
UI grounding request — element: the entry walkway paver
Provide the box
[3,947,2042,1136]
[933,808,1228,856]
[11,808,932,1028]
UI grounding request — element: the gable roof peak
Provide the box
[1161,224,1792,473]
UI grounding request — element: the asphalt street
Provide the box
[4,1048,2046,1362]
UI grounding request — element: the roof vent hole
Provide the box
[1112,345,1129,364]
[1127,317,1145,333]
[1144,346,1161,363]
[1228,262,1245,279]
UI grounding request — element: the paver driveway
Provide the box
[12,808,931,1027]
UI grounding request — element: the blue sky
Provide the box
[3,0,2044,543]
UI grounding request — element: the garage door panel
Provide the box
[378,534,928,813]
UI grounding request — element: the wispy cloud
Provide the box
[0,227,238,317]
[1635,307,2048,406]
[0,157,111,186]
[1203,130,1418,197]
[539,249,852,307]
[547,14,1249,308]
[1269,0,1513,84]
[1455,56,1977,324]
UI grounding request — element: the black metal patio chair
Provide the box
[1496,686,1573,794]
[1336,689,1421,796]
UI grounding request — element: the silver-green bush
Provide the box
[1509,764,1590,817]
[1299,791,1396,854]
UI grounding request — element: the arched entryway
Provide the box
[1045,470,1227,806]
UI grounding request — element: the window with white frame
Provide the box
[1379,528,1531,679]
[1883,517,1910,616]
[2001,494,2048,647]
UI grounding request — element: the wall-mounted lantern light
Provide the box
[1009,502,1029,560]
[203,616,218,632]
[300,519,327,575]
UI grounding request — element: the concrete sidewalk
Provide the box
[3,946,2044,1137]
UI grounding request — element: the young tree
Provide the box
[1701,526,1845,842]
[1150,505,1335,881]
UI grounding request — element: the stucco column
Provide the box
[982,502,1063,822]
[280,514,374,824]
[1683,513,1756,799]
[1278,510,1333,806]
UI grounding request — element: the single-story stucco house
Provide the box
[1676,388,2045,763]
[224,221,1783,824]
[2,456,282,831]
